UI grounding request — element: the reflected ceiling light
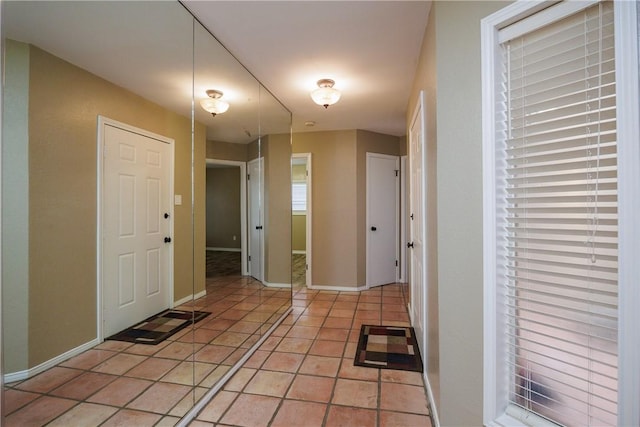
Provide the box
[310,79,341,109]
[200,89,229,116]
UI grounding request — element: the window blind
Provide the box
[500,2,617,425]
[292,181,307,212]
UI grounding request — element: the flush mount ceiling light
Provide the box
[310,79,341,109]
[200,89,229,116]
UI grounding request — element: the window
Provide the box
[292,181,307,213]
[482,1,640,426]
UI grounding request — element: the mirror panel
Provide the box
[2,0,291,422]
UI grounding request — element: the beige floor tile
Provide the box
[286,374,335,403]
[47,402,118,426]
[155,341,203,360]
[92,353,147,376]
[223,367,257,392]
[270,400,327,427]
[338,358,379,382]
[59,349,117,370]
[299,355,341,377]
[161,361,215,385]
[127,382,192,414]
[325,405,377,427]
[4,396,77,427]
[380,382,429,415]
[380,369,425,386]
[219,394,280,427]
[3,388,40,414]
[244,370,294,397]
[15,367,84,393]
[124,356,179,380]
[262,351,305,373]
[194,344,236,363]
[196,390,238,423]
[243,349,271,369]
[86,377,153,407]
[275,337,314,353]
[332,378,378,409]
[323,317,353,329]
[49,371,117,400]
[100,409,162,426]
[380,410,433,427]
[309,339,346,357]
[317,327,350,342]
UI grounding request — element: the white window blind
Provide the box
[292,181,307,212]
[499,1,617,425]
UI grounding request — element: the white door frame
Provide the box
[408,91,428,369]
[292,152,312,287]
[205,159,248,275]
[96,116,174,340]
[247,157,264,281]
[399,155,408,283]
[366,152,400,288]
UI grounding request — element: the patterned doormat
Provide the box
[354,325,423,372]
[106,309,210,345]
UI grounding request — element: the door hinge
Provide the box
[247,174,250,180]
[395,260,398,267]
[248,255,252,261]
[306,264,309,270]
[395,169,399,177]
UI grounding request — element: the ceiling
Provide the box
[183,1,431,137]
[5,1,431,140]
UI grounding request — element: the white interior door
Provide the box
[409,92,427,359]
[248,157,264,282]
[366,153,399,288]
[102,120,173,337]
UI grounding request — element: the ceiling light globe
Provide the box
[310,79,341,108]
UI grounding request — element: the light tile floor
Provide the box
[3,281,433,426]
[189,284,433,427]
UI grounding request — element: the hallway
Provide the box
[3,280,432,426]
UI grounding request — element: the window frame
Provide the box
[481,1,640,425]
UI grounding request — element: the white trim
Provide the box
[292,250,306,255]
[614,1,640,425]
[424,375,440,427]
[96,116,175,342]
[247,157,265,281]
[292,153,312,287]
[178,306,293,426]
[3,338,100,383]
[174,289,207,307]
[307,284,368,292]
[261,281,292,289]
[399,155,408,283]
[206,158,248,275]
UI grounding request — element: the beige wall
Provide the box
[206,139,249,162]
[206,167,241,249]
[263,134,292,285]
[19,45,205,369]
[2,40,30,373]
[292,130,400,288]
[406,2,508,425]
[292,215,306,252]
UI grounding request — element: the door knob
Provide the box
[164,237,172,243]
[164,213,170,219]
[256,226,263,230]
[407,242,414,248]
[371,226,377,231]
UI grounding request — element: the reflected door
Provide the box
[102,122,173,337]
[409,93,427,360]
[248,157,264,281]
[366,153,399,287]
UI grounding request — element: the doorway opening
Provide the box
[292,153,311,288]
[205,159,247,279]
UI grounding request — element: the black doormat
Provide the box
[106,309,210,345]
[354,325,423,372]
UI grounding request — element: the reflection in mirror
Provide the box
[2,1,291,423]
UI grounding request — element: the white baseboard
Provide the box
[206,247,241,252]
[4,338,100,383]
[424,373,440,427]
[292,250,306,255]
[174,289,207,307]
[307,284,367,292]
[262,281,292,288]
